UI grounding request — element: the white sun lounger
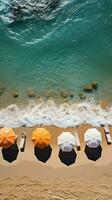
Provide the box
[104,125,112,145]
[19,132,26,152]
[73,132,81,151]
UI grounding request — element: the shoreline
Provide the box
[0,99,111,128]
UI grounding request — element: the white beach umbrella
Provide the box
[84,128,102,148]
[58,132,76,152]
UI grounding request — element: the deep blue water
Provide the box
[0,0,112,106]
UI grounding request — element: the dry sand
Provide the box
[0,125,112,199]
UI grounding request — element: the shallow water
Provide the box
[0,0,112,127]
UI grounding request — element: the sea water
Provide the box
[0,0,112,127]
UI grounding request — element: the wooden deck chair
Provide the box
[104,125,112,145]
[19,132,26,152]
[73,132,81,151]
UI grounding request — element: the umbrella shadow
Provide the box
[58,149,77,166]
[84,145,102,161]
[2,143,19,163]
[34,145,52,163]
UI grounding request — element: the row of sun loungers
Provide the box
[18,131,82,152]
[0,125,112,164]
[18,125,112,153]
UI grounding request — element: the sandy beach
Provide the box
[1,0,112,199]
[0,125,112,199]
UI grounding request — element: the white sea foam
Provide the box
[0,99,112,128]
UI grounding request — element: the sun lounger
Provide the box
[104,125,112,145]
[73,132,81,151]
[104,124,109,133]
[19,132,26,152]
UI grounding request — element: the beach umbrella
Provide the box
[58,132,76,152]
[84,128,102,148]
[32,128,51,149]
[0,128,17,148]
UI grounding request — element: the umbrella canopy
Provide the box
[32,128,51,149]
[0,128,17,148]
[84,128,102,148]
[58,132,76,152]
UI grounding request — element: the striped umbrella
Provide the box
[32,128,51,149]
[0,128,17,148]
[84,128,102,148]
[58,132,76,152]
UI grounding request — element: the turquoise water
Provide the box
[0,0,112,106]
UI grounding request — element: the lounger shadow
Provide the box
[34,145,52,163]
[2,143,19,163]
[58,149,77,166]
[84,145,102,161]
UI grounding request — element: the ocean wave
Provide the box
[0,0,95,25]
[0,99,111,128]
[0,0,61,24]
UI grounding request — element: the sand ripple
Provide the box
[0,175,112,200]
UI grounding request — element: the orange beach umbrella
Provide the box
[0,128,17,148]
[32,128,51,149]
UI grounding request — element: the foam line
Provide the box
[0,99,111,128]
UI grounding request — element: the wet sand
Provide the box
[0,125,112,199]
